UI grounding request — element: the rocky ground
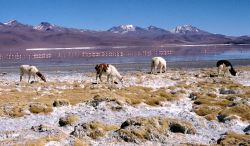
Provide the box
[0,66,249,146]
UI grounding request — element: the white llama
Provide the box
[20,65,46,83]
[151,57,167,74]
[95,64,123,85]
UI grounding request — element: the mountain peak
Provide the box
[172,24,203,34]
[120,24,135,31]
[34,22,56,31]
[108,24,139,34]
[4,20,22,26]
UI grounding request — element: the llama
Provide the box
[20,65,46,83]
[95,64,123,84]
[216,60,237,76]
[151,57,167,74]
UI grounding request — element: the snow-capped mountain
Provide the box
[0,20,33,31]
[107,24,172,36]
[33,22,60,32]
[108,24,145,34]
[3,20,28,28]
[33,22,90,33]
[4,20,20,26]
[172,25,208,34]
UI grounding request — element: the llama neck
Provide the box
[116,73,122,80]
[229,67,236,76]
[110,66,122,80]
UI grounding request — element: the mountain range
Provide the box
[0,20,249,50]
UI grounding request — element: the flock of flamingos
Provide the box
[19,57,237,85]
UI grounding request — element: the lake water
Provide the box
[1,45,250,71]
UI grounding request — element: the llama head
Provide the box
[229,68,237,76]
[236,71,242,76]
[120,76,124,83]
[36,72,46,82]
[95,64,103,74]
[95,64,100,72]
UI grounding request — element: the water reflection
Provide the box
[0,45,250,68]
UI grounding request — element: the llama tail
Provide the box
[229,65,237,76]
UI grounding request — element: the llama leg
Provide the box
[96,73,100,83]
[20,73,23,82]
[20,70,24,81]
[28,74,31,83]
[99,73,103,82]
[226,67,230,77]
[151,63,154,74]
[223,68,227,77]
[218,66,222,77]
[111,76,114,87]
[96,73,99,83]
[154,66,157,74]
[20,75,23,82]
[160,65,163,74]
[107,74,110,83]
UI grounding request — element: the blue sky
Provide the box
[0,0,250,36]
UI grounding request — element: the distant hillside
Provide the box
[0,20,249,50]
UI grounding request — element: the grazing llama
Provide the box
[151,57,167,74]
[95,64,123,85]
[216,60,237,76]
[20,65,46,83]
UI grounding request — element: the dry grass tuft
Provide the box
[191,76,250,121]
[25,133,66,146]
[219,104,250,121]
[29,103,53,114]
[71,120,119,139]
[59,114,80,126]
[115,86,179,106]
[53,99,70,107]
[7,106,26,117]
[88,121,119,132]
[217,132,250,146]
[74,138,89,146]
[191,92,230,121]
[117,116,196,143]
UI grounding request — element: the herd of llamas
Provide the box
[18,57,237,84]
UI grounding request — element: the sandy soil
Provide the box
[0,65,249,146]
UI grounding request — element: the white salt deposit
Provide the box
[0,69,249,145]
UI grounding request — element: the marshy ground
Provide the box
[0,66,249,146]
